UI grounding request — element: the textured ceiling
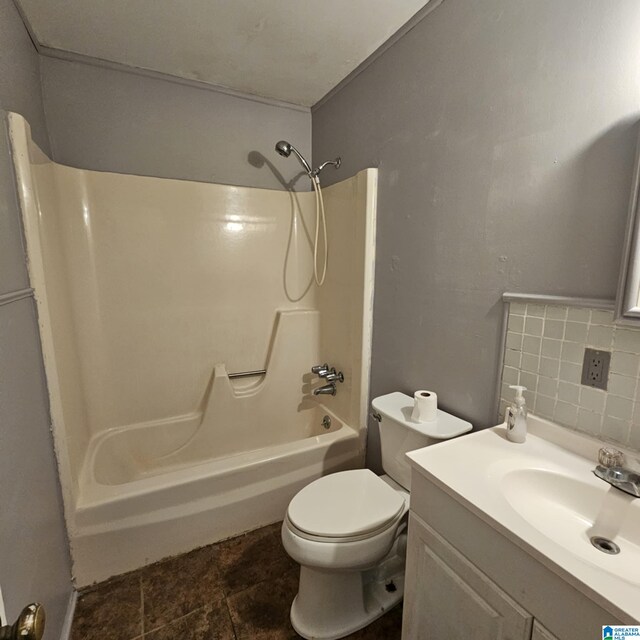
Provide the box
[16,0,431,107]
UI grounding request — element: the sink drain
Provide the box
[590,536,620,555]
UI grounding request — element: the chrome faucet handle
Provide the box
[311,363,329,375]
[598,447,624,468]
[324,369,344,383]
[593,465,640,498]
[593,448,640,498]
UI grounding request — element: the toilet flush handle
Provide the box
[0,603,45,640]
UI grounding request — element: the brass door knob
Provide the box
[0,603,45,640]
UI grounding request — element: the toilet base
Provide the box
[290,547,405,640]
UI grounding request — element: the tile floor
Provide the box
[71,522,403,640]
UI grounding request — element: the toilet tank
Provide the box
[372,392,472,491]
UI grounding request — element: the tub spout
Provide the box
[313,382,336,396]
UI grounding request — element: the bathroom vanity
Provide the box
[402,415,639,640]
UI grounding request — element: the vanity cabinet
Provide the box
[402,469,621,640]
[403,513,533,639]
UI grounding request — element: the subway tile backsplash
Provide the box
[499,303,640,451]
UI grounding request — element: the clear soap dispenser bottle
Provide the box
[506,385,527,443]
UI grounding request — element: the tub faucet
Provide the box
[314,382,336,396]
[311,363,343,396]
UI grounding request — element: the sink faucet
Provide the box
[593,448,640,498]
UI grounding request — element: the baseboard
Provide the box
[58,590,77,640]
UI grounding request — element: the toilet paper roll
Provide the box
[411,390,438,423]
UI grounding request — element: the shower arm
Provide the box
[311,157,342,178]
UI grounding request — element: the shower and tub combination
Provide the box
[8,113,377,585]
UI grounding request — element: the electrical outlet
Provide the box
[581,348,611,390]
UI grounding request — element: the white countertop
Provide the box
[407,414,640,623]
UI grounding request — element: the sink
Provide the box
[406,414,640,622]
[500,468,640,585]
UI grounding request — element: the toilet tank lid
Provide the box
[371,392,473,439]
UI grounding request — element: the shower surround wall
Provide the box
[10,113,376,586]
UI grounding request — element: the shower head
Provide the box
[275,140,292,158]
[274,140,313,176]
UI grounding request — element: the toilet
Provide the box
[281,391,472,640]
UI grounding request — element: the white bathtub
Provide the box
[10,112,377,587]
[71,405,362,586]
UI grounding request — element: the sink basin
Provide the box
[500,468,640,585]
[406,414,640,622]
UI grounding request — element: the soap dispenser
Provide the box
[506,385,527,443]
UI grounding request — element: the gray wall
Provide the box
[0,1,72,637]
[312,0,640,470]
[40,57,312,190]
[0,0,48,152]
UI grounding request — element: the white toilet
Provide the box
[281,391,472,640]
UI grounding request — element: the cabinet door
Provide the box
[402,513,533,640]
[532,621,560,640]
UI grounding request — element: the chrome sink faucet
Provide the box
[593,448,640,498]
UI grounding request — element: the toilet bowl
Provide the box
[282,470,409,640]
[282,470,408,571]
[281,391,472,640]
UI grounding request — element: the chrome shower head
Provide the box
[274,140,312,175]
[275,140,292,158]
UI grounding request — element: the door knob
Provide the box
[0,603,45,640]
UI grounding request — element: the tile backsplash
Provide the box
[499,302,640,451]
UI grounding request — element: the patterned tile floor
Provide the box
[71,522,403,639]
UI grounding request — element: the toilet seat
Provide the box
[286,469,406,541]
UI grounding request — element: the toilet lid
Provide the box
[287,469,405,538]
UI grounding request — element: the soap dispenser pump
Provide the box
[506,385,527,443]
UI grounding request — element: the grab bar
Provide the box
[227,369,266,379]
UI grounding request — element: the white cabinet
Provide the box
[402,513,533,640]
[403,467,623,640]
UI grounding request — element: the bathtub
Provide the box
[10,112,377,587]
[72,404,362,586]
